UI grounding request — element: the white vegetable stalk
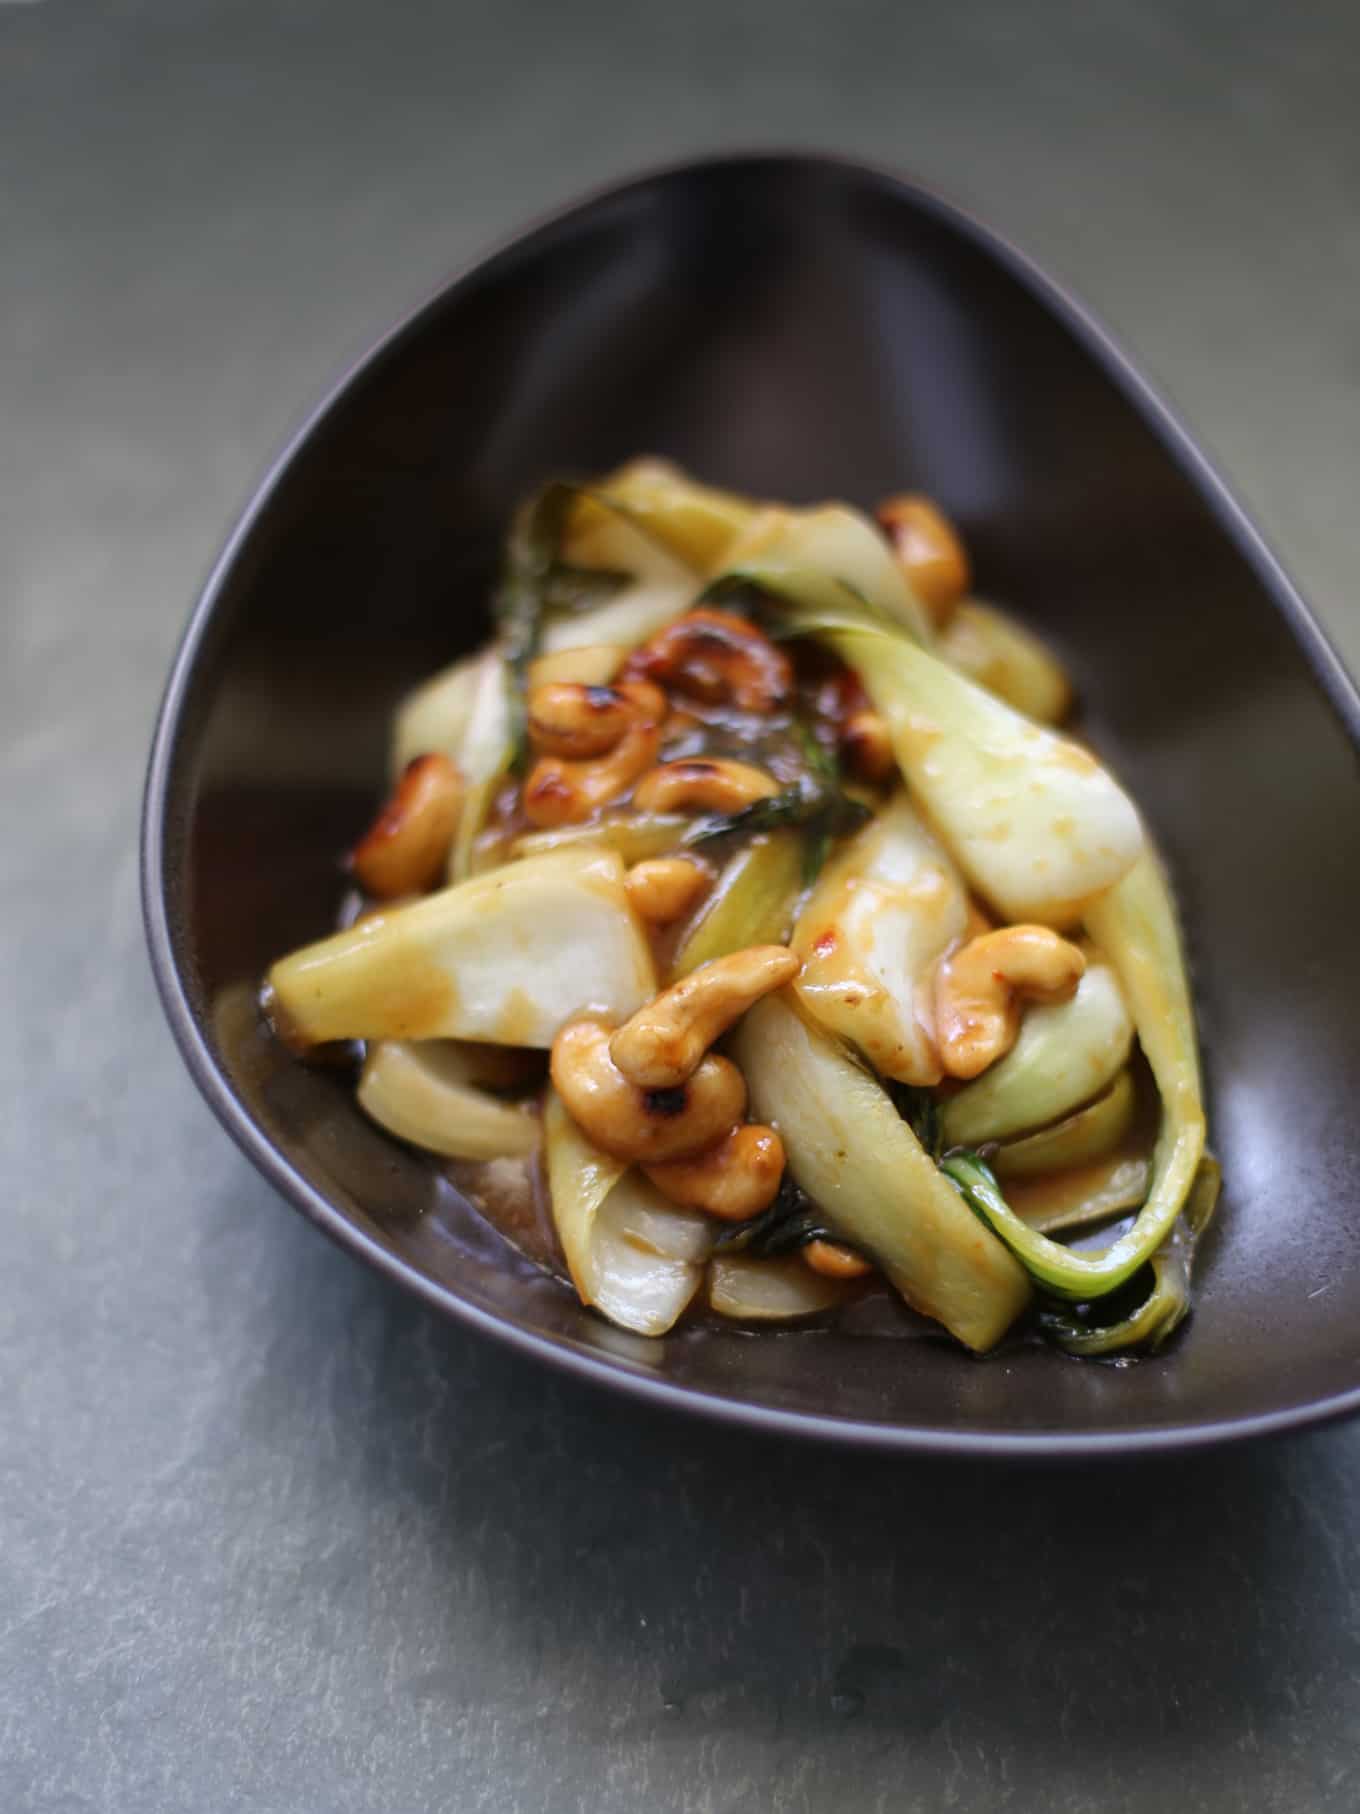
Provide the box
[940,951,1135,1147]
[582,458,757,571]
[544,1093,708,1336]
[266,846,657,1049]
[707,1254,849,1321]
[448,649,515,880]
[936,598,1073,725]
[390,653,481,776]
[734,993,1031,1351]
[358,1041,540,1162]
[723,503,935,642]
[543,494,701,654]
[839,626,1144,924]
[791,794,968,1084]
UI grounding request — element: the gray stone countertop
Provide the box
[5,3,1359,1808]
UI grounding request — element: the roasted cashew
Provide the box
[527,682,643,759]
[348,753,464,899]
[934,924,1086,1080]
[644,1123,786,1220]
[522,682,666,827]
[802,1239,873,1280]
[610,946,801,1089]
[550,1018,747,1162]
[840,709,895,784]
[624,856,712,924]
[632,757,779,816]
[621,607,792,713]
[876,494,971,626]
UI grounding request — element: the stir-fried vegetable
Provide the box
[734,993,1031,1351]
[718,503,936,642]
[1005,1153,1152,1235]
[939,845,1208,1305]
[714,565,1143,924]
[707,1253,850,1321]
[544,1092,708,1335]
[391,653,482,776]
[672,831,804,975]
[936,598,1073,724]
[357,1040,540,1161]
[791,795,969,1084]
[940,952,1135,1146]
[992,1070,1137,1179]
[266,459,1216,1365]
[267,846,656,1048]
[574,458,756,571]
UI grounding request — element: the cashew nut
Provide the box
[802,1239,873,1280]
[624,856,712,925]
[522,682,665,827]
[610,946,801,1089]
[934,924,1086,1079]
[876,494,971,626]
[348,753,464,898]
[644,1123,786,1220]
[621,607,792,713]
[632,758,779,816]
[840,709,896,784]
[527,682,643,759]
[550,1018,747,1162]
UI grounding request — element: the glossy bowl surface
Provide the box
[143,152,1360,1456]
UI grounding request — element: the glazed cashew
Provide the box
[550,1019,747,1162]
[348,754,464,899]
[621,607,792,713]
[934,925,1086,1080]
[803,1239,873,1280]
[624,856,712,925]
[876,494,972,626]
[840,709,896,784]
[522,682,665,827]
[527,682,642,759]
[610,946,801,1089]
[644,1123,786,1220]
[632,758,779,816]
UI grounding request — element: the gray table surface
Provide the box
[6,3,1360,1809]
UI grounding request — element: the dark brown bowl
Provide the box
[142,152,1360,1457]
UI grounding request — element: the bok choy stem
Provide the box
[941,848,1208,1303]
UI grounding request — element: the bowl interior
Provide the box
[150,155,1360,1451]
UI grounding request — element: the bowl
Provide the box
[143,152,1360,1456]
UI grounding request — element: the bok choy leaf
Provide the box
[707,567,1143,925]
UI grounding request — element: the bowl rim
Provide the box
[142,147,1360,1459]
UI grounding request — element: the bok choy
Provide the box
[266,458,1216,1364]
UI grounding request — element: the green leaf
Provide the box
[712,1177,835,1258]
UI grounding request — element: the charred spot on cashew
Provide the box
[876,494,971,626]
[802,1239,873,1280]
[632,757,779,816]
[609,946,802,1090]
[522,682,666,827]
[624,856,712,924]
[348,754,464,899]
[644,1123,786,1220]
[840,709,896,784]
[549,1018,747,1162]
[620,607,792,713]
[934,924,1087,1080]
